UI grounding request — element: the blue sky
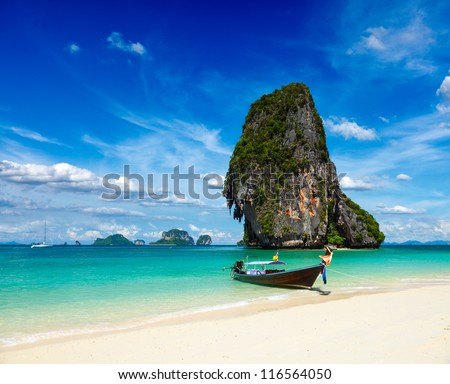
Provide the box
[1,0,449,244]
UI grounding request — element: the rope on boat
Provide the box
[326,267,384,285]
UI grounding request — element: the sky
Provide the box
[1,0,449,245]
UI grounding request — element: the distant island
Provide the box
[196,234,212,245]
[93,234,134,246]
[0,238,449,246]
[151,229,194,245]
[151,229,212,246]
[383,240,450,246]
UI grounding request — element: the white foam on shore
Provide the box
[267,293,289,301]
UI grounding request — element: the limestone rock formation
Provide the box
[93,234,134,246]
[196,234,212,245]
[223,83,384,249]
[152,229,195,245]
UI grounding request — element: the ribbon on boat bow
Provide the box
[320,262,327,284]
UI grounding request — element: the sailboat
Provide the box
[31,221,53,248]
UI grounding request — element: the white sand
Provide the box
[1,285,449,364]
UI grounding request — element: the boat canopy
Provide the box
[247,261,286,266]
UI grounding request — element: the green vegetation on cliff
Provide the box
[343,195,385,244]
[229,83,329,177]
[224,82,384,249]
[93,234,133,246]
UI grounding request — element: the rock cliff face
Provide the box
[223,83,384,249]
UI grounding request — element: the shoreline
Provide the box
[1,284,449,364]
[0,286,368,349]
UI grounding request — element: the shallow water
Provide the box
[1,245,449,346]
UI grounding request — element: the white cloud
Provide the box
[138,193,206,208]
[436,75,450,99]
[0,209,18,215]
[172,120,232,156]
[436,73,450,113]
[151,215,185,221]
[4,126,62,145]
[349,15,435,74]
[187,224,231,240]
[436,104,450,114]
[67,43,81,55]
[142,231,163,239]
[378,116,390,123]
[202,173,224,189]
[84,116,231,176]
[0,223,29,234]
[97,222,140,238]
[107,32,147,56]
[339,175,380,190]
[363,27,387,51]
[332,111,450,177]
[143,118,231,156]
[82,207,145,217]
[66,228,102,242]
[189,223,200,232]
[435,220,450,237]
[0,160,101,191]
[381,218,450,243]
[396,173,412,181]
[323,117,377,140]
[376,205,425,214]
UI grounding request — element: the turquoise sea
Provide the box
[1,245,450,347]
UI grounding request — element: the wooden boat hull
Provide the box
[232,264,324,289]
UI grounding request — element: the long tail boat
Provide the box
[229,248,333,289]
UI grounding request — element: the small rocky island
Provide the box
[196,234,212,246]
[151,229,212,246]
[93,234,134,246]
[223,82,384,249]
[151,229,195,245]
[92,230,212,246]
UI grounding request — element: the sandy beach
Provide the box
[1,285,449,364]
